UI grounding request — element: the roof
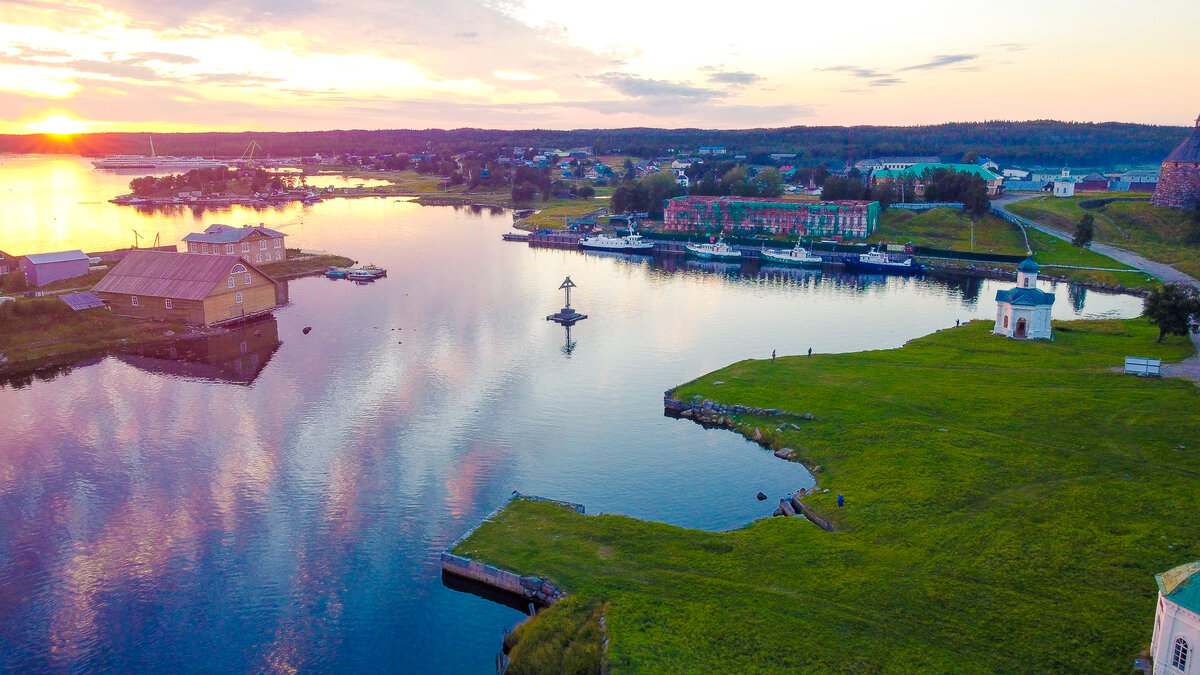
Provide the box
[59,291,105,311]
[1165,119,1200,164]
[996,287,1055,306]
[183,224,285,244]
[22,250,89,265]
[873,163,1000,181]
[1157,560,1200,614]
[1017,256,1039,273]
[94,250,271,300]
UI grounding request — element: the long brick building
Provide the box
[1151,114,1200,209]
[662,196,880,239]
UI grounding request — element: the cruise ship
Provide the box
[91,137,228,170]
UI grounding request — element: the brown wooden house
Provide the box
[0,249,18,277]
[182,224,287,265]
[94,250,280,325]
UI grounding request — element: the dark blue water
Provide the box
[0,159,1145,672]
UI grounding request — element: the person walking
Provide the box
[771,349,776,363]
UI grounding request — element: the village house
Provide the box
[0,249,17,276]
[94,250,281,325]
[19,250,91,287]
[1150,560,1199,675]
[182,224,286,265]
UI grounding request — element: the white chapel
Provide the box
[993,255,1055,339]
[1152,560,1200,674]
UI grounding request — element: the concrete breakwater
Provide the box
[441,492,583,607]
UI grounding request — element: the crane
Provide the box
[237,140,263,168]
[132,230,143,249]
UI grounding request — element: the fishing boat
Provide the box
[843,248,925,275]
[578,227,655,253]
[685,238,742,260]
[759,241,823,267]
[325,267,350,278]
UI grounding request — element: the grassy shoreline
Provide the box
[456,319,1198,673]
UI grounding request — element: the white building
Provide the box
[1151,560,1200,674]
[1053,168,1077,198]
[994,256,1055,339]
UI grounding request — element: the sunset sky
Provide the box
[1,0,1197,134]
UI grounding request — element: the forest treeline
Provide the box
[0,120,1186,169]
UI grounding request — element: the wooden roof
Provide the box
[94,250,271,300]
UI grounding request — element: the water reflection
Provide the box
[116,317,281,385]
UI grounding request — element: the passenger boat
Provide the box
[759,241,823,267]
[578,229,655,253]
[685,238,742,260]
[345,264,387,281]
[843,248,925,275]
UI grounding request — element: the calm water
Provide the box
[0,156,1144,672]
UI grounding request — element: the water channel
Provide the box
[0,155,1145,672]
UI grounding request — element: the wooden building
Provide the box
[19,250,91,287]
[94,250,280,325]
[182,223,287,265]
[0,249,17,277]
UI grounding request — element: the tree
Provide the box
[1143,283,1200,343]
[577,185,595,200]
[1073,213,1095,247]
[757,167,784,198]
[962,151,979,164]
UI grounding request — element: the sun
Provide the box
[27,115,90,135]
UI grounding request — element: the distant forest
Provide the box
[0,120,1186,169]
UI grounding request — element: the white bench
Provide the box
[1124,356,1161,376]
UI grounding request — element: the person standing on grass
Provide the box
[771,349,776,363]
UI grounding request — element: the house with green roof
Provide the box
[871,162,1005,197]
[993,255,1054,339]
[1151,560,1200,674]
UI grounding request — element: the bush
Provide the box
[0,296,71,320]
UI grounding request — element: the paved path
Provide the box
[994,194,1200,288]
[1160,332,1200,385]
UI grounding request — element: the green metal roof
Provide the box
[1158,561,1200,614]
[1017,256,1039,273]
[872,163,1001,181]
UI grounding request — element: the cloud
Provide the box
[190,73,285,86]
[869,78,902,87]
[131,51,201,65]
[589,73,722,100]
[899,53,977,72]
[706,71,762,87]
[818,65,890,80]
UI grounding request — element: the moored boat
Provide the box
[345,264,387,280]
[325,267,350,278]
[843,248,925,275]
[759,241,823,267]
[578,231,655,253]
[685,238,742,260]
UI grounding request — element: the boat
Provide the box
[843,248,925,275]
[345,264,387,281]
[325,267,350,278]
[92,137,227,170]
[578,227,655,253]
[759,241,823,267]
[685,238,742,260]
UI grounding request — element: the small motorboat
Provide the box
[843,248,925,275]
[685,238,742,260]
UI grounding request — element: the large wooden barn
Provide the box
[94,250,280,325]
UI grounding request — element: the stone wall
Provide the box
[1151,162,1200,208]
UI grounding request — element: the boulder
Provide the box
[756,491,767,501]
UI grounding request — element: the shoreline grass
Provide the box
[457,319,1199,673]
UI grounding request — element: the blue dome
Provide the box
[1017,256,1039,273]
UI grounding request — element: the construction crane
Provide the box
[132,230,143,249]
[237,140,263,168]
[152,232,160,248]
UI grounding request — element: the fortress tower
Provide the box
[1151,114,1200,209]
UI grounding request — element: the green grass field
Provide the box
[458,319,1199,674]
[518,200,605,230]
[1009,195,1200,279]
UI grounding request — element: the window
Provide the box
[260,240,267,250]
[131,296,139,307]
[274,239,281,248]
[228,277,235,288]
[244,273,251,285]
[235,292,243,304]
[231,264,247,274]
[202,244,209,253]
[1023,278,1030,288]
[275,250,282,260]
[1173,637,1189,671]
[1003,315,1009,328]
[255,253,261,263]
[165,298,173,309]
[226,244,234,254]
[242,242,250,253]
[189,242,197,252]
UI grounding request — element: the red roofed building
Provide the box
[94,250,281,325]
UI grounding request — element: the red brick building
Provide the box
[1152,115,1200,209]
[662,196,880,239]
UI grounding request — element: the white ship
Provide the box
[92,137,228,170]
[578,226,655,253]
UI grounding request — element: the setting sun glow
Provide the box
[26,115,89,135]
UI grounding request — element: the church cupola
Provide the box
[1016,253,1039,288]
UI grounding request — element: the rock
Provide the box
[753,427,763,441]
[713,380,724,385]
[801,413,814,420]
[774,448,793,459]
[756,491,767,501]
[680,410,693,418]
[937,427,948,432]
[790,424,801,430]
[302,326,312,334]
